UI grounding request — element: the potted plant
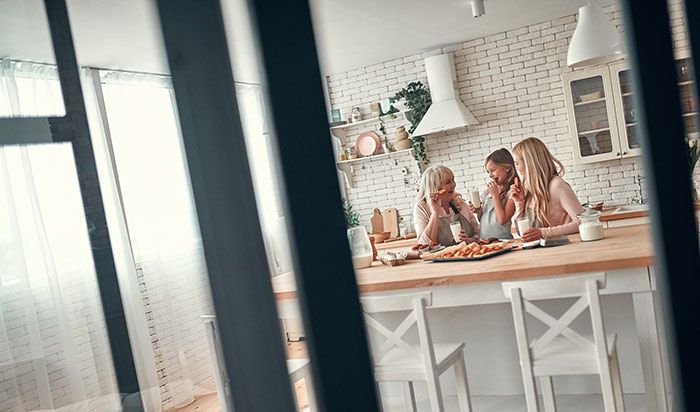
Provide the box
[391,81,432,172]
[343,198,360,228]
[343,198,373,268]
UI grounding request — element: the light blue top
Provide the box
[479,193,513,239]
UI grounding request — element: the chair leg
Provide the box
[599,358,617,412]
[520,367,539,412]
[426,371,446,412]
[290,378,301,412]
[453,352,473,412]
[305,375,317,412]
[375,380,385,412]
[611,349,626,412]
[540,376,556,412]
[401,382,417,412]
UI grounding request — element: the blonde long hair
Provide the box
[416,165,462,209]
[512,137,565,226]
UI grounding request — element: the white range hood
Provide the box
[410,53,479,137]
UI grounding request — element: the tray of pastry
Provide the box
[422,240,512,262]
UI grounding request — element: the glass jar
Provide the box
[351,106,362,123]
[578,208,605,242]
[347,146,358,160]
[347,226,373,269]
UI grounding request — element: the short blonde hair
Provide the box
[512,137,564,226]
[416,165,454,204]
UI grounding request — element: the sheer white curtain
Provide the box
[0,59,65,117]
[0,143,119,411]
[235,83,293,276]
[96,70,216,408]
[80,68,162,412]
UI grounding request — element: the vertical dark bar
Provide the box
[155,1,297,411]
[620,1,700,411]
[243,1,380,411]
[684,1,700,130]
[43,0,141,399]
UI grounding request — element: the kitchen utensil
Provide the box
[356,131,381,156]
[394,126,413,150]
[382,208,399,238]
[579,90,602,102]
[424,247,512,262]
[378,251,407,267]
[582,201,604,211]
[369,231,391,243]
[370,208,384,233]
[539,235,571,247]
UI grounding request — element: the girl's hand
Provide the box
[486,181,499,199]
[521,227,542,242]
[510,183,524,202]
[459,231,477,244]
[428,192,441,214]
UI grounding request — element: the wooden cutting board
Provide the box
[382,208,399,238]
[370,208,384,234]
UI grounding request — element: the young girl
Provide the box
[413,165,480,246]
[510,137,584,242]
[468,148,517,239]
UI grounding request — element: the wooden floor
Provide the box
[166,341,309,412]
[168,341,658,412]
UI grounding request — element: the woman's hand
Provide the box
[510,182,524,202]
[486,181,499,199]
[467,201,479,214]
[521,227,542,242]
[428,192,441,214]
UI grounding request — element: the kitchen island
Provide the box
[273,225,672,411]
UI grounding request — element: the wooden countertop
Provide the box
[599,207,648,221]
[599,202,700,221]
[272,224,654,300]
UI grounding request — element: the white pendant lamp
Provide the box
[567,3,625,68]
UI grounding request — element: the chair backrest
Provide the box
[501,273,609,368]
[359,292,436,371]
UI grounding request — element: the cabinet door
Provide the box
[677,57,698,136]
[609,61,642,158]
[562,67,622,164]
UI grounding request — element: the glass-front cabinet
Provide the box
[677,57,698,136]
[610,61,643,158]
[564,56,698,165]
[562,65,628,164]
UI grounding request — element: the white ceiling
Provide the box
[0,0,617,80]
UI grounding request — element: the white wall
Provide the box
[327,0,697,233]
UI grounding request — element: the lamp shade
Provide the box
[567,4,625,68]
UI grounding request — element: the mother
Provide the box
[413,165,480,246]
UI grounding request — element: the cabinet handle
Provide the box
[623,151,627,155]
[616,152,620,156]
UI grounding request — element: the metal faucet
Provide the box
[631,174,646,204]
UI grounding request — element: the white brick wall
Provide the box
[328,0,697,232]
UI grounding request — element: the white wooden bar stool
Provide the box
[201,315,316,412]
[360,292,473,412]
[501,273,625,412]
